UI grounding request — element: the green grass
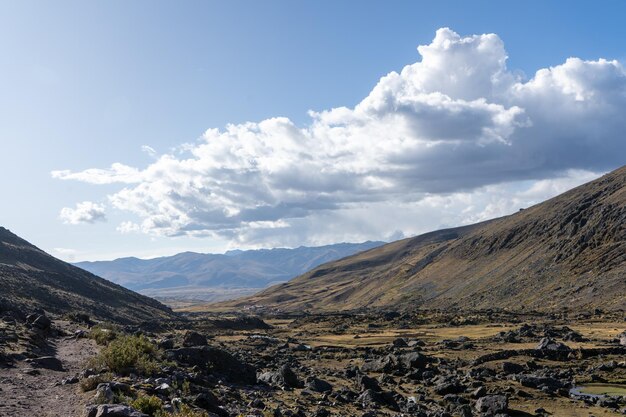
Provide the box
[576,383,626,396]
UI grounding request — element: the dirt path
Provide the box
[0,326,97,417]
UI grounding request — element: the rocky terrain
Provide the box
[1,306,625,416]
[217,165,626,313]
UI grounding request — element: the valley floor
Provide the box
[1,310,625,417]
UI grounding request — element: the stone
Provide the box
[26,356,64,371]
[306,376,333,392]
[182,331,207,347]
[94,384,115,404]
[258,364,302,388]
[166,346,256,384]
[475,395,508,415]
[356,374,380,392]
[501,362,524,374]
[86,404,149,417]
[535,337,570,351]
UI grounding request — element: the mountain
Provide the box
[223,165,626,313]
[0,227,176,324]
[74,242,384,300]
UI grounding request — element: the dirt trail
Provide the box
[0,327,97,417]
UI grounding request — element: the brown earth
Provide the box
[0,321,96,417]
[211,164,626,313]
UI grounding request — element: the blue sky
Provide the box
[1,1,625,261]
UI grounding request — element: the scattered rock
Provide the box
[475,395,508,415]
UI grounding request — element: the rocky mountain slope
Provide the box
[224,165,626,313]
[0,227,175,324]
[75,241,383,293]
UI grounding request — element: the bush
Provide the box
[91,334,160,375]
[131,395,163,417]
[89,324,118,346]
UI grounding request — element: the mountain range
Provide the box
[220,165,626,313]
[75,241,384,302]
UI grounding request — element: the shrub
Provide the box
[131,395,163,417]
[89,324,118,346]
[91,334,159,375]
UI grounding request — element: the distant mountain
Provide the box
[222,165,626,313]
[75,242,384,298]
[0,227,175,324]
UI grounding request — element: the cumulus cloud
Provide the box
[52,28,626,244]
[59,201,107,224]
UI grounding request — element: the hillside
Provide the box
[75,242,383,300]
[0,227,176,324]
[222,165,626,313]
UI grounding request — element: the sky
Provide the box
[1,1,626,262]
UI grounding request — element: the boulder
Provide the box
[475,395,508,415]
[182,331,207,347]
[26,356,64,371]
[86,404,148,417]
[193,392,228,417]
[535,337,570,352]
[361,352,431,373]
[258,364,302,388]
[166,346,256,384]
[306,376,333,393]
[501,362,524,374]
[355,374,380,392]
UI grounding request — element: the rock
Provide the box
[94,384,115,404]
[73,330,87,339]
[182,331,207,347]
[515,375,568,392]
[392,338,408,347]
[157,337,175,350]
[471,386,487,398]
[258,364,302,388]
[475,395,508,415]
[435,380,465,395]
[356,389,399,411]
[501,362,524,374]
[26,356,64,371]
[617,331,626,347]
[22,368,40,376]
[361,352,431,373]
[29,314,51,331]
[86,404,149,417]
[407,339,425,348]
[193,392,228,417]
[166,346,256,384]
[306,376,333,392]
[313,408,330,417]
[535,337,570,352]
[356,374,381,392]
[62,376,79,385]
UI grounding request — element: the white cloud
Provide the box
[59,201,106,225]
[52,28,626,245]
[141,145,157,158]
